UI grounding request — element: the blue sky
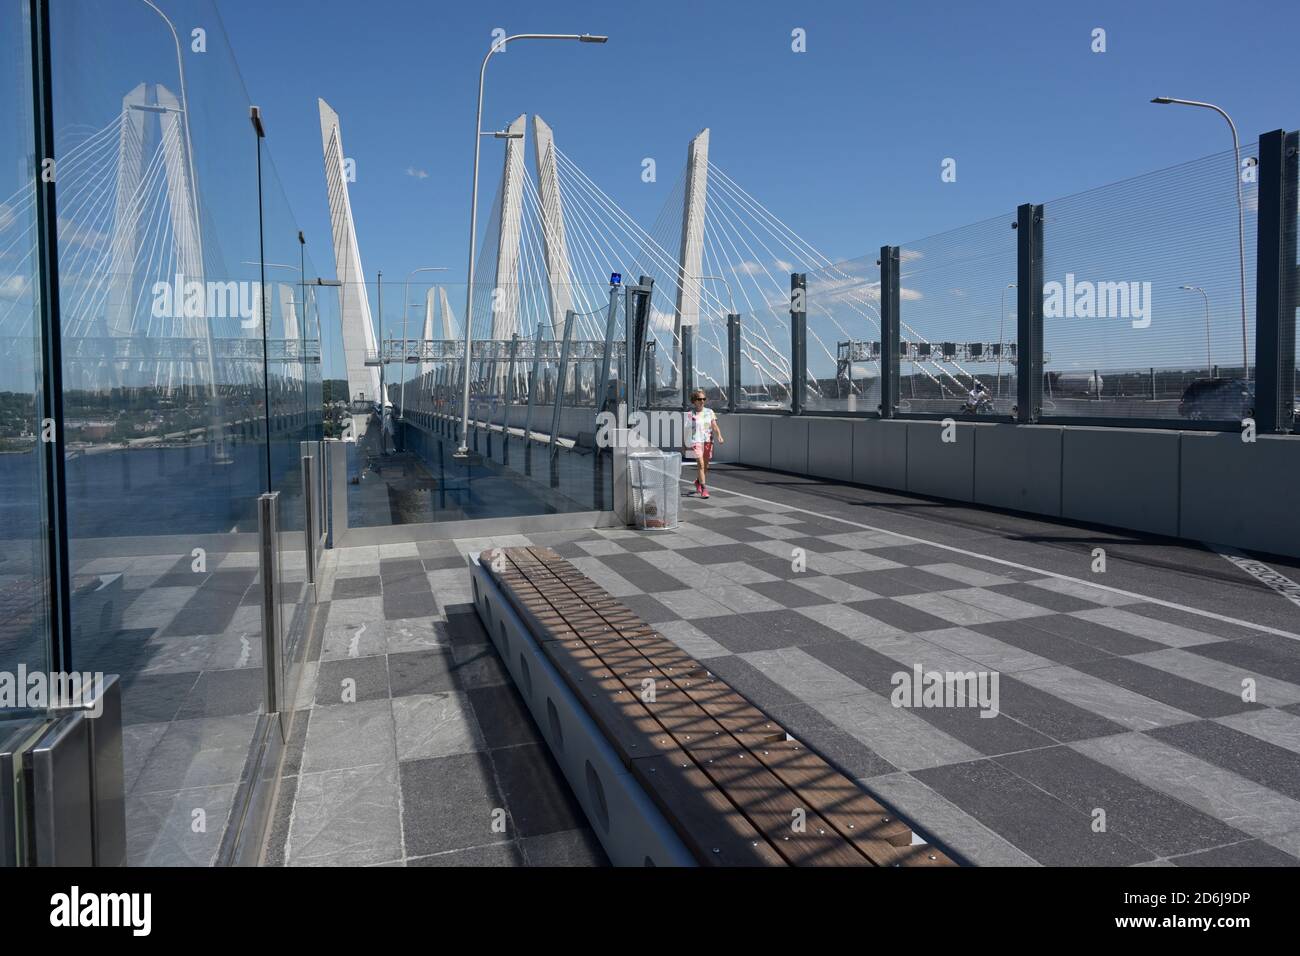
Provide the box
[218,0,1300,284]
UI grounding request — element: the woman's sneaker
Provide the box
[700,484,710,499]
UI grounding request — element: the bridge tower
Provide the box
[490,114,528,344]
[318,98,381,435]
[673,128,710,388]
[532,115,572,340]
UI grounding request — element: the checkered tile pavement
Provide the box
[510,490,1300,866]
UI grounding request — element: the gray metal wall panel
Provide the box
[851,419,908,489]
[770,417,810,474]
[807,418,854,482]
[712,414,740,462]
[739,414,773,468]
[1061,427,1181,537]
[1180,432,1300,557]
[906,421,976,502]
[973,425,1064,517]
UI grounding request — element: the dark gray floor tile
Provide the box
[1170,840,1300,866]
[1072,657,1261,718]
[440,610,490,646]
[700,654,806,712]
[968,618,1112,666]
[695,609,847,653]
[616,593,679,624]
[986,582,1101,613]
[1018,613,1166,656]
[467,683,544,749]
[388,649,457,697]
[865,543,963,566]
[383,589,439,620]
[422,555,468,572]
[175,668,264,719]
[314,656,390,705]
[913,759,1155,865]
[415,539,462,560]
[1122,602,1264,641]
[782,535,855,554]
[519,828,609,866]
[1189,634,1300,687]
[399,753,505,857]
[836,568,961,597]
[746,579,835,609]
[489,743,588,838]
[675,543,781,566]
[1148,720,1300,801]
[333,576,381,600]
[769,700,899,778]
[408,842,525,866]
[849,598,953,633]
[595,552,685,593]
[804,641,1055,756]
[993,676,1129,743]
[995,746,1249,857]
[613,537,669,554]
[379,557,426,583]
[121,671,200,725]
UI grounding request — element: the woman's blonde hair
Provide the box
[690,390,707,401]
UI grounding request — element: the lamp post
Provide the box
[1181,284,1213,373]
[998,282,1015,397]
[401,266,448,421]
[454,32,609,458]
[1151,97,1250,379]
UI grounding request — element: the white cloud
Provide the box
[406,167,429,180]
[0,275,28,301]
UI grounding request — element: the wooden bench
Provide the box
[480,545,957,867]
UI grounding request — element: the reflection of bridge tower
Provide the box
[104,82,207,389]
[490,114,527,343]
[419,287,459,378]
[318,98,381,433]
[672,128,710,388]
[532,115,572,340]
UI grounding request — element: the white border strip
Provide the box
[683,478,1300,643]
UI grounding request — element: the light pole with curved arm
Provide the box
[454,32,609,458]
[1151,97,1249,379]
[1181,284,1212,372]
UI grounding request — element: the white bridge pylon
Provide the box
[319,97,381,433]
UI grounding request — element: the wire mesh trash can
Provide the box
[627,451,681,531]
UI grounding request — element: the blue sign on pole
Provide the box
[610,272,622,286]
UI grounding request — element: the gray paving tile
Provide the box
[388,648,458,697]
[490,743,588,837]
[519,827,609,866]
[1015,612,1167,657]
[407,842,525,866]
[1014,664,1198,731]
[694,609,847,653]
[1132,649,1300,706]
[813,693,983,771]
[383,589,439,621]
[321,621,386,661]
[1070,607,1223,648]
[654,588,734,619]
[1120,602,1266,641]
[175,667,264,720]
[467,683,544,749]
[1190,634,1300,687]
[615,593,680,624]
[289,763,402,866]
[385,616,445,654]
[986,582,1104,613]
[968,618,1113,667]
[1071,657,1261,719]
[314,655,390,705]
[1148,719,1300,802]
[1073,732,1300,838]
[392,692,485,760]
[399,753,506,857]
[862,771,1037,866]
[126,783,236,866]
[301,699,395,773]
[655,619,732,660]
[848,598,953,634]
[913,759,1154,865]
[131,714,259,794]
[1169,840,1300,866]
[994,745,1249,857]
[332,576,381,600]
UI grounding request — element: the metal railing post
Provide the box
[681,325,695,408]
[549,310,576,458]
[1254,128,1298,434]
[1015,204,1044,423]
[258,492,283,713]
[596,283,619,415]
[502,332,520,462]
[522,323,545,475]
[879,247,900,418]
[727,313,741,412]
[790,273,807,415]
[300,452,315,587]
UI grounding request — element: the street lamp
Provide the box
[998,282,1015,397]
[1180,284,1213,372]
[454,32,609,458]
[1151,97,1250,379]
[401,266,449,421]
